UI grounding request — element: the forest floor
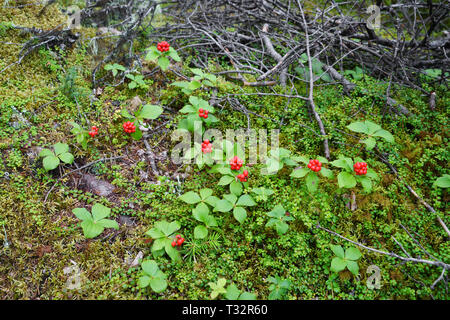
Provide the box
[0,4,448,300]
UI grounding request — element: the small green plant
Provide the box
[70,122,91,150]
[104,63,126,77]
[137,259,168,293]
[171,68,217,95]
[121,103,163,140]
[178,189,219,239]
[145,41,181,71]
[145,220,182,262]
[295,53,332,82]
[265,204,293,235]
[344,66,364,81]
[262,148,301,175]
[346,120,394,150]
[434,174,450,188]
[225,283,257,300]
[72,203,119,238]
[330,156,378,193]
[178,96,219,133]
[213,192,256,224]
[125,74,148,90]
[267,275,291,300]
[330,244,362,276]
[39,143,74,171]
[58,66,88,102]
[290,156,334,192]
[208,278,227,299]
[251,187,274,202]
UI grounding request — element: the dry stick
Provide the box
[377,152,450,238]
[316,223,450,270]
[260,24,287,87]
[224,48,277,87]
[299,2,330,159]
[43,156,125,203]
[142,138,160,177]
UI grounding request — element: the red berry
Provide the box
[243,170,248,177]
[171,241,177,247]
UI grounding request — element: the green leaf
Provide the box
[138,275,150,288]
[275,221,289,235]
[346,122,368,134]
[193,202,209,222]
[152,238,167,251]
[290,167,309,178]
[359,175,373,193]
[179,191,201,204]
[362,137,376,150]
[59,152,74,164]
[204,195,220,207]
[43,155,60,171]
[149,277,168,293]
[80,219,104,238]
[53,142,69,155]
[236,194,256,207]
[199,188,213,200]
[130,127,143,140]
[121,109,133,118]
[194,225,208,239]
[168,47,181,62]
[331,158,353,172]
[225,284,241,300]
[345,247,362,261]
[214,199,234,212]
[72,208,91,221]
[330,257,347,273]
[139,104,163,120]
[146,227,165,239]
[330,245,345,259]
[230,180,243,196]
[306,172,319,193]
[337,171,357,189]
[373,129,394,143]
[365,121,382,135]
[320,167,334,179]
[164,240,181,262]
[96,219,119,230]
[239,292,257,300]
[233,207,247,224]
[141,260,159,276]
[434,174,450,188]
[157,220,180,236]
[218,175,234,186]
[158,56,170,71]
[145,47,160,61]
[267,204,285,218]
[188,80,202,90]
[92,203,111,221]
[346,260,359,276]
[39,148,54,158]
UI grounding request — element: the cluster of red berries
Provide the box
[230,156,243,170]
[237,170,249,182]
[201,139,212,153]
[171,234,185,247]
[307,159,322,172]
[198,108,209,119]
[354,162,368,175]
[88,126,98,137]
[157,41,170,52]
[123,121,136,134]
